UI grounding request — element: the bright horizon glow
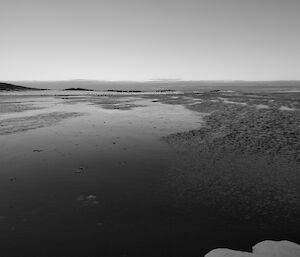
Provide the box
[1,0,300,81]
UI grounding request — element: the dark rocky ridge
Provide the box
[64,88,94,91]
[0,82,43,91]
[106,89,142,93]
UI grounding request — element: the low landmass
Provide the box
[64,87,94,91]
[106,89,142,93]
[0,82,43,91]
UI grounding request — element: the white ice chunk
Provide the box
[253,240,300,257]
[205,241,300,257]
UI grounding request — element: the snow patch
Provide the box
[205,240,300,257]
[279,106,297,111]
[218,97,248,106]
[255,104,269,109]
[253,240,300,257]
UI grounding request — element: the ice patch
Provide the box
[205,248,255,257]
[255,104,269,109]
[77,194,99,206]
[205,240,300,257]
[253,240,300,257]
[218,97,248,106]
[188,102,201,105]
[279,106,297,111]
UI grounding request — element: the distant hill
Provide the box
[0,82,43,91]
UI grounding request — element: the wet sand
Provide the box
[159,90,300,255]
[0,90,299,256]
[0,93,202,257]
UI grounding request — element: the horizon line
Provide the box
[3,79,300,83]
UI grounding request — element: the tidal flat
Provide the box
[0,88,299,257]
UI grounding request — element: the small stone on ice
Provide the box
[76,195,85,201]
[74,166,85,173]
[89,200,99,206]
[86,195,97,200]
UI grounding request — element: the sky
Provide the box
[0,0,299,81]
